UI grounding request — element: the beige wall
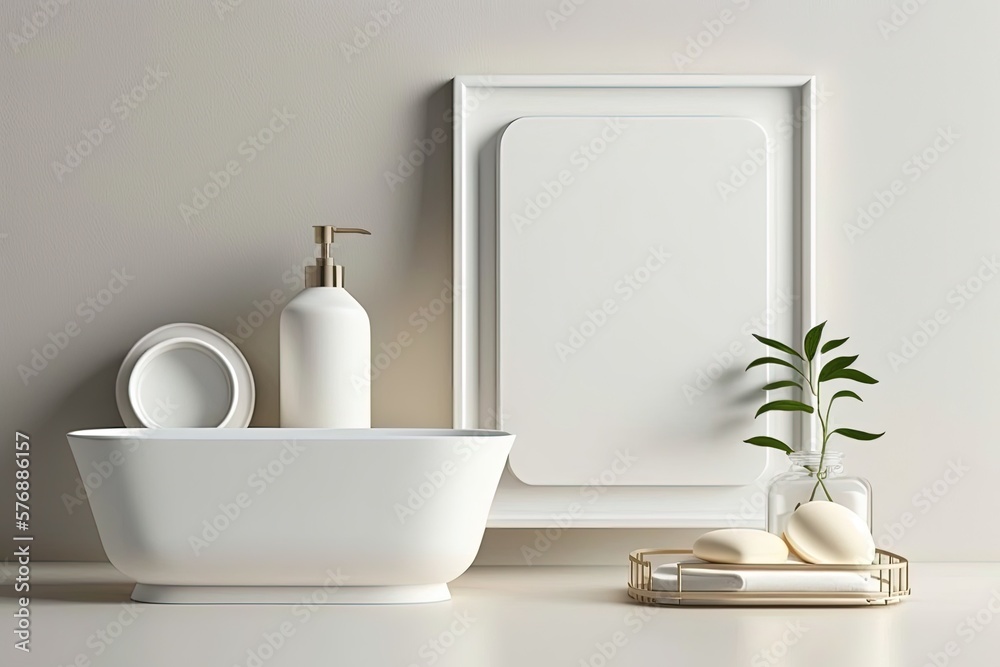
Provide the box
[2,0,998,563]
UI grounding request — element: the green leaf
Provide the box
[804,321,827,361]
[755,400,814,419]
[831,428,885,441]
[818,355,859,382]
[745,357,801,373]
[752,334,804,360]
[830,390,863,404]
[822,368,879,385]
[821,337,849,354]
[743,436,793,453]
[762,380,803,391]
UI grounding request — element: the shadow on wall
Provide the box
[5,81,458,564]
[411,82,454,282]
[370,81,454,428]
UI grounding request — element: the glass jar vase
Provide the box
[766,451,871,537]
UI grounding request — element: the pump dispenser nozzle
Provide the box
[281,225,373,427]
[305,226,371,288]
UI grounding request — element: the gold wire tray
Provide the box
[628,548,910,607]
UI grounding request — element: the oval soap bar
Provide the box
[693,528,789,564]
[784,501,875,565]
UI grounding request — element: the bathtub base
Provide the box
[131,583,452,605]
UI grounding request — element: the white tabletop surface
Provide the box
[4,563,1000,667]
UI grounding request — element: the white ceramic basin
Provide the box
[67,428,514,604]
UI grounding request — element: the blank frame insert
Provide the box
[497,116,771,486]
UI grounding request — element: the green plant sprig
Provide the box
[743,321,884,502]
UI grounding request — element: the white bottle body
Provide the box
[280,287,371,427]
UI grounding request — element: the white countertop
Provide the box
[4,563,1000,666]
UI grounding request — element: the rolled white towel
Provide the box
[651,559,880,593]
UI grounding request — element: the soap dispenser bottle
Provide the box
[280,226,371,428]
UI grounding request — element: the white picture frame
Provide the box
[454,74,817,527]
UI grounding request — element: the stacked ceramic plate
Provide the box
[116,323,255,428]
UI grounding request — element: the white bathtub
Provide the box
[67,428,514,604]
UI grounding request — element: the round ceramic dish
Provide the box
[116,323,255,428]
